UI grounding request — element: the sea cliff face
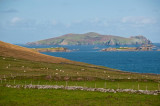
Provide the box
[27,32,152,45]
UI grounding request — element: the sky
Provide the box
[0,0,160,44]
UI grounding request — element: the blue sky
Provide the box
[0,0,160,43]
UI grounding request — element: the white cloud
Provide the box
[11,17,21,24]
[122,16,156,24]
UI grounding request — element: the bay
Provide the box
[20,44,160,74]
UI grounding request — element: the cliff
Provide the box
[27,32,152,45]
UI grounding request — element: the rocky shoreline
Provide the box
[5,84,160,95]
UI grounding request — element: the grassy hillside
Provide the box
[0,56,160,105]
[0,41,72,64]
[0,41,123,71]
[0,41,160,105]
[27,32,152,45]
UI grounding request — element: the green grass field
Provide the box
[0,56,160,105]
[0,86,160,106]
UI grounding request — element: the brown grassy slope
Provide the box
[0,41,121,72]
[0,41,109,67]
[0,41,73,64]
[0,41,106,67]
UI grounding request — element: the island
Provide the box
[101,44,154,51]
[27,32,152,46]
[31,47,70,52]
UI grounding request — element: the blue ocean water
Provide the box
[20,44,160,74]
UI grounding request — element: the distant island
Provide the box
[101,44,154,51]
[31,47,70,52]
[27,32,152,45]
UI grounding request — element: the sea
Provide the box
[20,44,160,74]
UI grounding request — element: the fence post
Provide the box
[132,85,134,90]
[118,83,119,89]
[38,81,40,85]
[104,82,106,88]
[138,84,139,90]
[14,80,15,84]
[66,81,68,87]
[95,83,96,88]
[146,85,147,91]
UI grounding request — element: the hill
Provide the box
[27,32,152,45]
[0,41,117,70]
[0,41,72,64]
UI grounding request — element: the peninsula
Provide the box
[27,32,151,45]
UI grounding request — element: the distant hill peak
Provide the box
[63,33,74,36]
[27,32,152,45]
[85,32,101,35]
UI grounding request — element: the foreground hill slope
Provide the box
[0,41,116,70]
[0,41,72,63]
[27,32,152,45]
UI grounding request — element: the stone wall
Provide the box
[5,84,160,95]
